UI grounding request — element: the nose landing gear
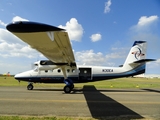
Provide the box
[27,83,34,90]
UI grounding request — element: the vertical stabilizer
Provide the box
[123,41,146,69]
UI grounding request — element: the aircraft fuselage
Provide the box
[15,64,145,83]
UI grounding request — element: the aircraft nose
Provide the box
[14,73,21,80]
[14,71,31,81]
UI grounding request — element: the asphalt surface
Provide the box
[0,86,160,119]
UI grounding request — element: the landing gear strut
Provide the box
[27,83,34,90]
[63,79,74,93]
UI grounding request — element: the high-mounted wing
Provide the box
[6,21,76,66]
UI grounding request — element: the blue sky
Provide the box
[0,0,160,75]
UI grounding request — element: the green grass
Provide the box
[0,76,160,88]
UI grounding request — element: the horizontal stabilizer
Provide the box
[133,59,156,64]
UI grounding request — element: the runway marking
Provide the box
[0,98,160,104]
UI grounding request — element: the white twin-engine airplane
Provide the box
[6,21,155,93]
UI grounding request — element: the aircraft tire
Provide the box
[64,85,71,93]
[27,84,34,90]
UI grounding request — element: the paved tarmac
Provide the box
[0,86,160,119]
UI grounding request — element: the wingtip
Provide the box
[6,21,65,33]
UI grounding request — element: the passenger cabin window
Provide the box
[58,69,61,73]
[72,69,75,73]
[45,70,48,73]
[67,69,70,73]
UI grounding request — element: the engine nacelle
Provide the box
[34,60,68,71]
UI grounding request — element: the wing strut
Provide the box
[61,67,67,79]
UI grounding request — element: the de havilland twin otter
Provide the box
[6,21,155,93]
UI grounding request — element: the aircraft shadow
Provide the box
[82,85,143,119]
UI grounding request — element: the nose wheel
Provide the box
[27,83,34,90]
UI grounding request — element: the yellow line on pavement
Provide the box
[0,98,160,104]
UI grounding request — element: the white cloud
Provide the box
[58,18,84,41]
[90,33,102,42]
[106,51,126,59]
[0,28,25,44]
[131,15,159,32]
[12,16,29,22]
[75,50,106,66]
[0,20,7,26]
[0,41,36,58]
[104,0,111,13]
[75,48,127,67]
[138,15,158,26]
[0,28,43,59]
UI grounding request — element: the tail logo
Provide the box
[132,47,145,60]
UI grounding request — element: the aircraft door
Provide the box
[79,68,92,80]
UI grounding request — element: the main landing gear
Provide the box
[27,83,34,90]
[63,79,74,93]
